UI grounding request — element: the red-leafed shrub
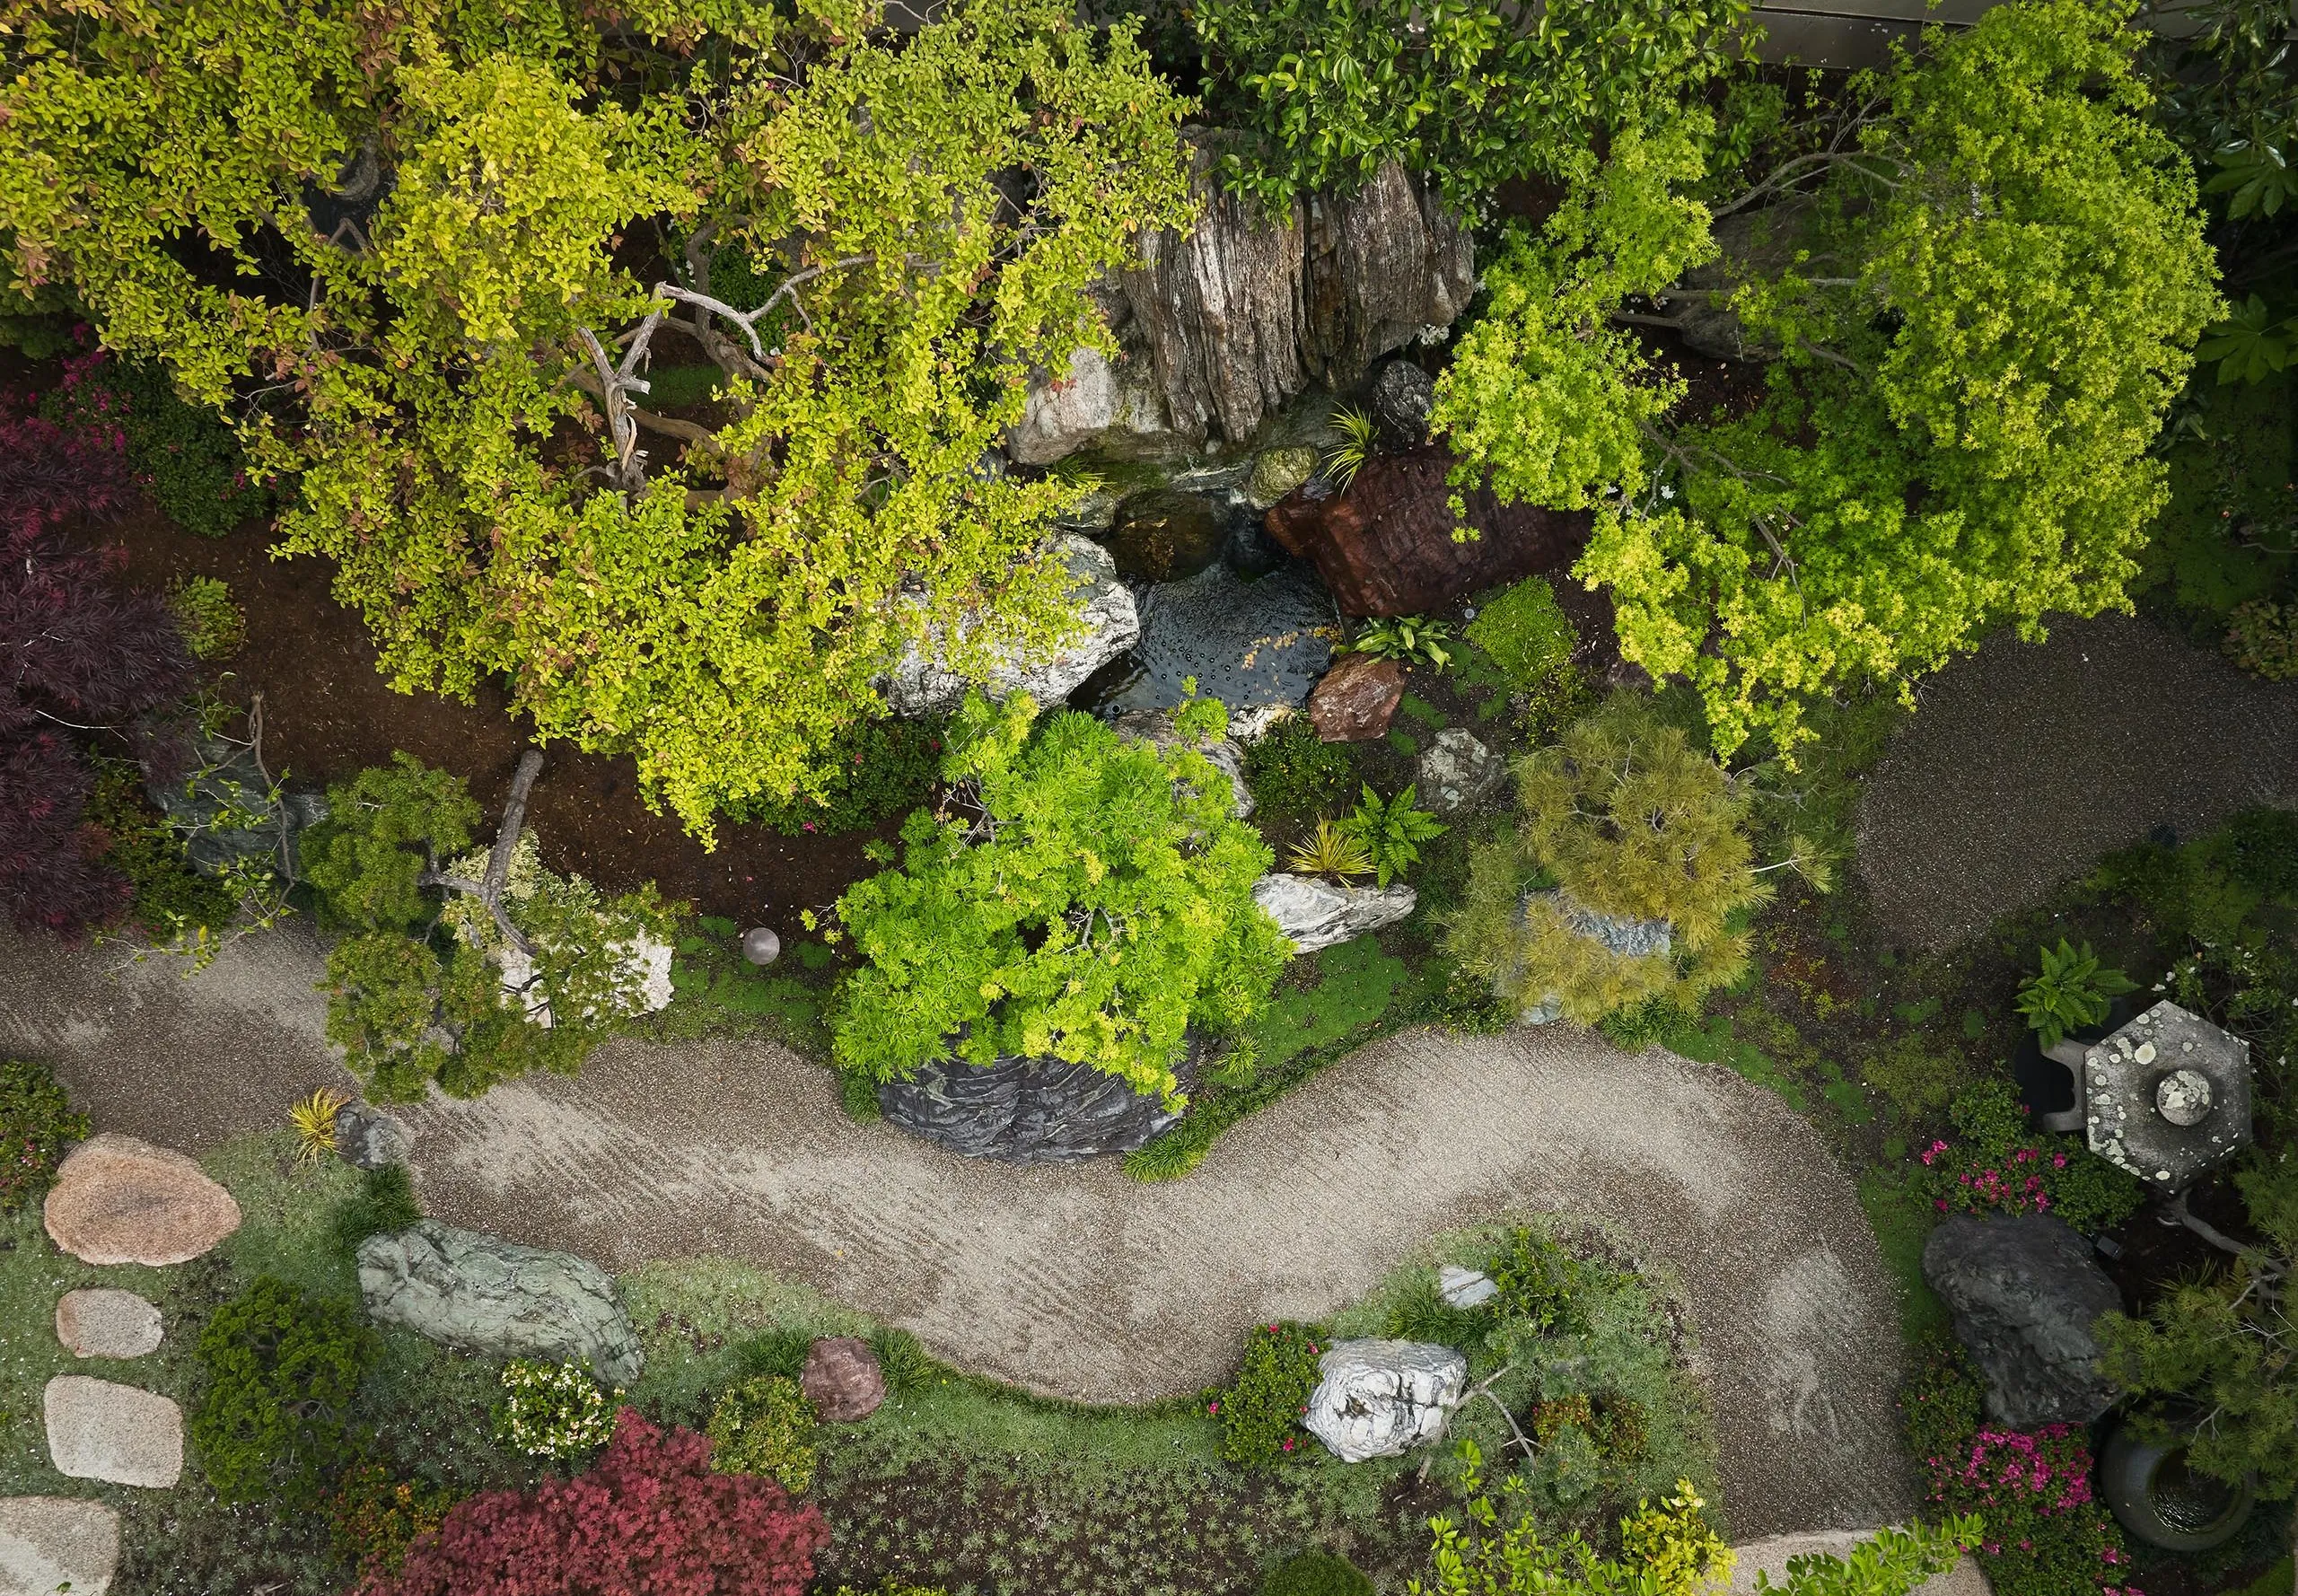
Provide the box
[362,1408,829,1596]
[1,389,193,936]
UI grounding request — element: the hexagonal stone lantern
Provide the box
[2069,1001,2251,1193]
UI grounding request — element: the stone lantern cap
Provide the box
[2083,1000,2251,1192]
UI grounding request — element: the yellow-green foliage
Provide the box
[707,1374,818,1494]
[1447,694,1766,1023]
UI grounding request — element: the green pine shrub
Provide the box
[706,1375,818,1493]
[1206,1321,1327,1469]
[0,1057,90,1215]
[1263,1548,1374,1596]
[1446,692,1766,1025]
[191,1277,373,1505]
[1242,715,1356,826]
[831,693,1287,1102]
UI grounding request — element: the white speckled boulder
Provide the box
[1303,1338,1467,1462]
[1252,873,1416,954]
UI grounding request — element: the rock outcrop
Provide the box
[1303,1338,1468,1462]
[1417,729,1507,815]
[1265,451,1589,617]
[1923,1213,2121,1429]
[42,1377,181,1489]
[1012,136,1473,462]
[335,1101,412,1171]
[0,1495,121,1596]
[55,1290,162,1361]
[878,1051,1191,1163]
[1251,873,1417,954]
[358,1222,645,1388]
[145,731,326,878]
[1308,654,1405,741]
[44,1134,241,1267]
[882,535,1141,718]
[1369,359,1436,446]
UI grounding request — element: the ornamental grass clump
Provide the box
[1446,692,1766,1024]
[495,1359,620,1462]
[830,691,1287,1103]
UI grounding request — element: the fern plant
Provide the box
[2015,940,2137,1050]
[1322,406,1379,492]
[1287,819,1374,881]
[1341,616,1454,671]
[1340,784,1445,888]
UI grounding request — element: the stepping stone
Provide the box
[0,1495,120,1596]
[56,1290,162,1360]
[43,1133,241,1267]
[43,1376,182,1488]
[1729,1533,1992,1596]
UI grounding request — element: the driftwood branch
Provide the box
[418,748,543,957]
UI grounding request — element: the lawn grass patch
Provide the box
[1856,1169,1950,1343]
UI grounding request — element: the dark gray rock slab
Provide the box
[335,1101,412,1170]
[879,1050,1194,1164]
[1922,1213,2121,1429]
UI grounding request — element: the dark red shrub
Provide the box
[361,1409,830,1596]
[0,730,128,935]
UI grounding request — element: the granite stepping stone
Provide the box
[43,1134,241,1267]
[55,1290,162,1361]
[0,1495,120,1596]
[42,1376,182,1488]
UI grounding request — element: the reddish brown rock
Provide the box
[43,1134,241,1267]
[800,1336,887,1423]
[1309,655,1407,742]
[1264,449,1589,617]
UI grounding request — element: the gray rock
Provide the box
[1224,504,1289,580]
[0,1495,120,1596]
[879,1050,1193,1164]
[1007,333,1181,466]
[1369,359,1435,446]
[881,534,1141,717]
[1108,707,1253,820]
[145,732,327,878]
[358,1221,644,1388]
[42,1377,181,1489]
[1922,1213,2122,1429]
[1251,873,1417,953]
[741,927,782,967]
[334,1101,411,1171]
[55,1291,162,1361]
[1417,729,1507,815]
[1304,1338,1468,1462]
[1437,1266,1497,1310]
[1244,447,1320,511]
[1660,201,1817,363]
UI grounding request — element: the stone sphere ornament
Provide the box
[2155,1068,2213,1127]
[741,926,782,967]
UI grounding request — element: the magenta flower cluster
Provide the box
[1922,1138,2071,1215]
[1924,1423,2139,1596]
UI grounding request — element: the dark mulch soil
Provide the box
[103,509,882,925]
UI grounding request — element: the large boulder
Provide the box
[55,1290,162,1361]
[1417,728,1507,815]
[145,730,327,878]
[1011,136,1473,462]
[1303,1338,1468,1462]
[881,535,1141,718]
[1922,1213,2122,1429]
[43,1134,241,1267]
[1265,451,1588,617]
[357,1222,645,1388]
[1252,873,1416,954]
[1513,890,1674,1024]
[1109,707,1253,820]
[1308,654,1405,742]
[1659,200,1818,363]
[878,1051,1191,1164]
[42,1377,181,1489]
[800,1337,887,1423]
[0,1496,120,1596]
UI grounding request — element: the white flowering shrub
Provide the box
[494,1358,620,1461]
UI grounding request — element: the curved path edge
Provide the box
[0,923,1916,1537]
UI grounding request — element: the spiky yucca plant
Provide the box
[1287,819,1373,881]
[288,1087,349,1166]
[1322,406,1378,492]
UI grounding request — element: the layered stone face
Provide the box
[1250,874,1417,955]
[358,1222,645,1389]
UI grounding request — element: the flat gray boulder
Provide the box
[1304,1338,1468,1462]
[42,1377,181,1488]
[1923,1213,2121,1429]
[881,535,1140,717]
[0,1495,120,1596]
[55,1290,162,1361]
[357,1222,643,1388]
[1417,728,1507,815]
[1252,873,1415,954]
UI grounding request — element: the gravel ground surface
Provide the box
[1,924,1915,1538]
[1857,614,2298,953]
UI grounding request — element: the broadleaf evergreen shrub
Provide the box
[329,1464,461,1583]
[0,1057,90,1215]
[496,1359,619,1461]
[706,1375,818,1494]
[191,1277,374,1506]
[167,575,247,661]
[1206,1321,1325,1468]
[1242,716,1356,825]
[1917,1082,2144,1233]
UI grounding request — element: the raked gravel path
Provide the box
[1,920,1916,1538]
